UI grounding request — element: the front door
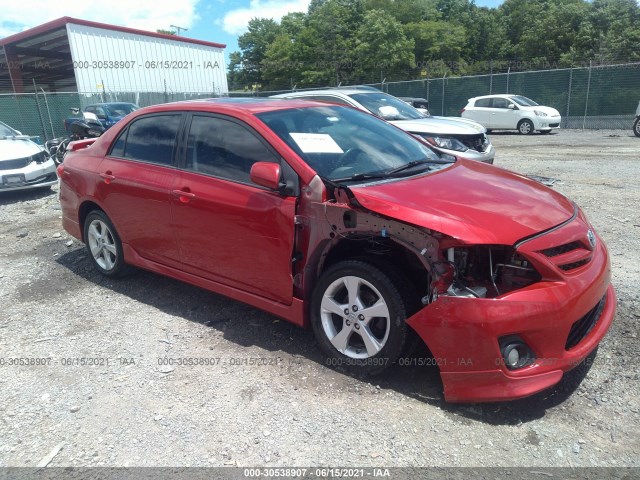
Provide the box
[172,113,297,304]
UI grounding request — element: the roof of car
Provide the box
[470,94,515,100]
[271,87,382,98]
[88,102,138,107]
[135,97,333,115]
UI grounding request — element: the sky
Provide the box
[0,0,505,65]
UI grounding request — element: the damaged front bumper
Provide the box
[406,237,615,403]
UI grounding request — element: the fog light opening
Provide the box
[501,340,535,370]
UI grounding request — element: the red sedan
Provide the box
[58,99,615,402]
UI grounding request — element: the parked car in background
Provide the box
[634,101,640,137]
[271,89,495,164]
[58,98,615,402]
[0,121,57,192]
[65,103,139,134]
[462,94,561,135]
[399,97,430,115]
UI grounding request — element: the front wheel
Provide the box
[310,260,408,375]
[634,117,640,137]
[518,119,534,135]
[83,210,127,277]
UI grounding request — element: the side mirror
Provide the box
[250,162,281,190]
[378,105,401,120]
[508,103,516,110]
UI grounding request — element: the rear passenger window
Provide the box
[121,114,182,166]
[185,115,278,185]
[475,98,491,107]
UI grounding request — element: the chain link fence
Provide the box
[237,62,639,130]
[1,62,638,140]
[377,62,639,129]
[0,91,220,141]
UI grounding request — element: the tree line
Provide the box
[227,0,640,91]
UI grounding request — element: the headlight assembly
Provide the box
[534,110,548,117]
[424,136,468,152]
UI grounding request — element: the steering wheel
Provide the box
[335,147,366,168]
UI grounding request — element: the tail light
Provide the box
[56,164,64,177]
[460,108,466,114]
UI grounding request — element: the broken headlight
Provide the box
[435,246,541,298]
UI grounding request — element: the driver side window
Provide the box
[185,115,279,186]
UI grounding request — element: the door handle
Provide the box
[172,189,196,203]
[100,171,115,184]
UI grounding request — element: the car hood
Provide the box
[349,160,575,245]
[0,138,42,161]
[391,117,486,135]
[521,105,560,116]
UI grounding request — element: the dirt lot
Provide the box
[0,129,638,468]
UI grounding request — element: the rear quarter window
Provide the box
[474,98,491,107]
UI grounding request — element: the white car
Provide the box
[0,121,57,192]
[271,88,495,164]
[462,94,561,135]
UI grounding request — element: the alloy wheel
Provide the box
[320,275,391,359]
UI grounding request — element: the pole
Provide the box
[489,60,493,94]
[565,66,573,129]
[40,88,55,138]
[33,79,49,141]
[582,60,592,130]
[441,72,447,116]
[506,66,511,93]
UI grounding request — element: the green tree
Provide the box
[354,10,415,81]
[237,18,283,84]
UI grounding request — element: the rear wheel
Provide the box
[83,210,127,277]
[311,260,408,375]
[518,119,534,135]
[634,117,640,137]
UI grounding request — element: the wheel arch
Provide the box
[310,234,431,312]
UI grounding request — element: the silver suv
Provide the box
[271,88,495,164]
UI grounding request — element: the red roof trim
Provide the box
[0,16,226,49]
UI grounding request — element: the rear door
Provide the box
[96,113,183,269]
[172,113,297,304]
[467,98,493,126]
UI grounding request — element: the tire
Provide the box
[518,119,534,135]
[634,117,640,138]
[83,210,127,277]
[310,260,408,375]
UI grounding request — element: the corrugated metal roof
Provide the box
[0,16,225,49]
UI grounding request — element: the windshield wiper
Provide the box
[331,158,453,184]
[331,172,388,183]
[384,160,435,176]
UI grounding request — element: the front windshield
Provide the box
[349,93,424,121]
[510,95,539,107]
[0,123,17,136]
[104,104,139,117]
[257,105,446,182]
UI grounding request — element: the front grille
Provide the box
[559,259,590,271]
[565,295,606,350]
[539,239,592,272]
[541,241,581,257]
[0,157,30,171]
[458,134,488,153]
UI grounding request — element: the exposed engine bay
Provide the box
[297,181,542,304]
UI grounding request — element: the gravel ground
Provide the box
[0,129,638,468]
